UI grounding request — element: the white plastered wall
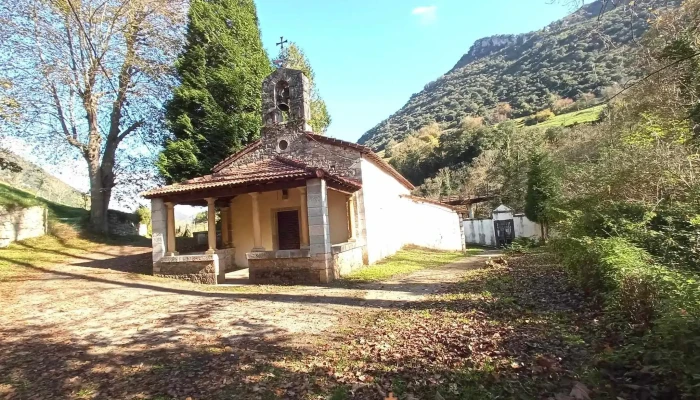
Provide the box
[463,218,496,247]
[462,212,541,247]
[514,214,541,239]
[402,198,464,251]
[359,158,463,264]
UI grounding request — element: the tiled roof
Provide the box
[142,156,361,199]
[303,133,415,190]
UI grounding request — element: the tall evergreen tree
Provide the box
[157,0,271,184]
[524,151,561,240]
[277,42,331,134]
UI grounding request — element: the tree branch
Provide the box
[117,120,144,142]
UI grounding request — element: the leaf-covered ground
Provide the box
[1,247,611,399]
[275,253,605,399]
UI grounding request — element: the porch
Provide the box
[144,160,366,285]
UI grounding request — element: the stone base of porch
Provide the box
[333,242,365,276]
[247,249,327,284]
[153,248,235,284]
[246,244,366,284]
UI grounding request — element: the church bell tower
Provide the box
[261,68,312,132]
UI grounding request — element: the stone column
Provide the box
[250,192,263,251]
[206,197,217,254]
[229,198,235,248]
[151,198,167,265]
[347,196,356,242]
[307,179,332,282]
[221,207,230,247]
[299,187,309,248]
[165,202,178,256]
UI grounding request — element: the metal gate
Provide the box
[494,219,515,247]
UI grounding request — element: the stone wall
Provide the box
[154,253,222,284]
[220,127,363,182]
[248,256,322,284]
[108,210,139,236]
[0,149,87,208]
[0,205,46,247]
[333,243,365,276]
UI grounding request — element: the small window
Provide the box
[282,189,289,200]
[278,139,289,151]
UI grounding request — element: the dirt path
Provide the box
[0,248,499,399]
[2,248,502,344]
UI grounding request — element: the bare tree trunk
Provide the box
[540,222,547,243]
[87,157,108,234]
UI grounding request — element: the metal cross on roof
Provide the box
[276,36,288,51]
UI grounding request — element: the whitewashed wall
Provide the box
[462,208,541,247]
[360,158,463,264]
[463,218,496,247]
[360,158,411,264]
[402,197,464,251]
[514,214,541,239]
[0,206,46,248]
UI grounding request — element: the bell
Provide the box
[277,101,290,112]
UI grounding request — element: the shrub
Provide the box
[505,237,540,254]
[535,108,555,122]
[551,236,700,395]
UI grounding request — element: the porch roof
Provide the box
[142,156,362,200]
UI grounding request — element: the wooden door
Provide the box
[277,210,301,250]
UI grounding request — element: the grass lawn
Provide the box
[515,104,605,128]
[343,246,482,282]
[0,182,87,222]
[0,233,147,282]
[0,182,146,282]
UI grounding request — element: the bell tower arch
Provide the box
[262,68,311,132]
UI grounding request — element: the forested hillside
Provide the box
[358,0,672,151]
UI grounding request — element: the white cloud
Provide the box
[412,5,437,25]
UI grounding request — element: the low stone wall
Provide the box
[0,206,46,248]
[108,210,139,237]
[247,249,333,284]
[333,243,365,276]
[216,248,236,275]
[155,253,220,284]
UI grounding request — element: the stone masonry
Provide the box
[151,198,167,264]
[307,178,334,283]
[262,68,311,131]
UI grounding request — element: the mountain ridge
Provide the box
[358,0,670,151]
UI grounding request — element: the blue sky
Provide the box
[256,0,575,142]
[5,0,577,210]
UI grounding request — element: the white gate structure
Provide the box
[462,205,541,247]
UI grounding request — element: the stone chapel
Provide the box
[143,67,464,285]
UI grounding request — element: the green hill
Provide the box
[358,0,676,151]
[0,182,146,281]
[0,182,87,223]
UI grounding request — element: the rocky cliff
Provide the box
[450,34,533,73]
